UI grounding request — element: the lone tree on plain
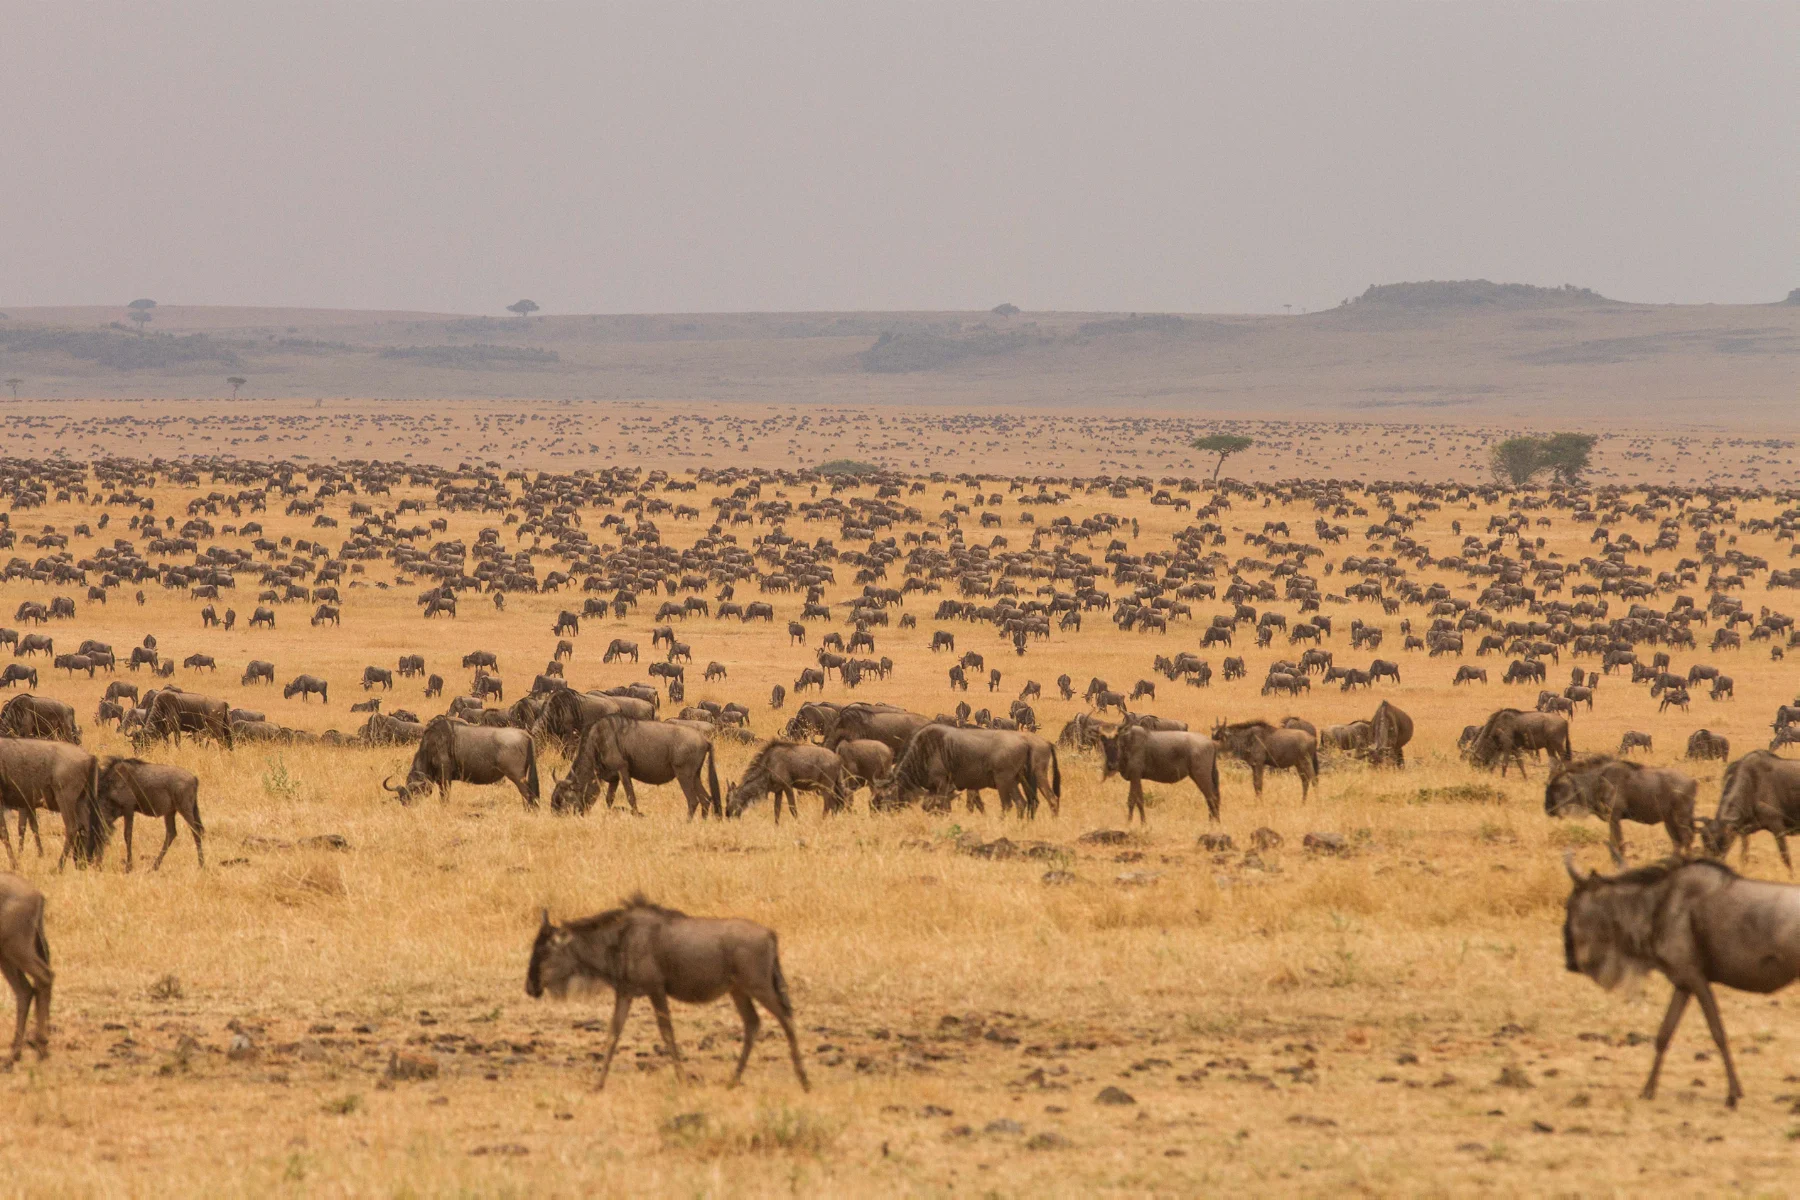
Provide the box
[3,379,20,400]
[128,309,153,334]
[226,376,247,399]
[1489,432,1596,487]
[506,299,540,318]
[1192,433,1254,482]
[127,298,156,311]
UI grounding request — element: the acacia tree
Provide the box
[1191,433,1254,482]
[227,376,247,399]
[128,309,153,334]
[506,299,540,318]
[1489,436,1544,486]
[1489,433,1596,487]
[4,378,20,400]
[1540,432,1596,485]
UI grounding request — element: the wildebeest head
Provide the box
[1561,855,1652,992]
[526,910,581,999]
[1098,733,1122,778]
[1542,763,1586,817]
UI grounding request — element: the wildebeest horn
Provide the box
[539,907,551,931]
[1563,851,1590,885]
[381,775,401,793]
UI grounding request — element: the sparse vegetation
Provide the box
[1489,432,1596,486]
[1191,432,1254,481]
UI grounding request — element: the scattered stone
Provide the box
[469,1144,528,1157]
[227,1033,258,1062]
[663,1112,707,1134]
[1041,870,1079,886]
[1303,832,1348,854]
[1567,1093,1591,1109]
[1114,871,1162,887]
[961,837,1019,860]
[1495,1065,1534,1090]
[1531,1120,1555,1133]
[1079,829,1130,846]
[147,975,184,1002]
[1250,827,1283,851]
[386,1051,440,1082]
[1095,1086,1136,1106]
[1287,1114,1337,1127]
[984,1118,1024,1135]
[242,835,294,852]
[920,1105,954,1118]
[1396,1052,1419,1065]
[1197,833,1235,852]
[1026,1131,1072,1150]
[300,834,351,852]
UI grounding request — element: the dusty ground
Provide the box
[0,449,1798,1196]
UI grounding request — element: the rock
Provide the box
[300,834,351,852]
[386,1051,440,1082]
[1079,829,1130,845]
[1026,1132,1072,1150]
[1114,871,1161,887]
[1095,1086,1136,1106]
[663,1112,707,1133]
[241,835,294,852]
[147,974,184,1001]
[984,1118,1024,1135]
[1040,870,1079,886]
[469,1144,529,1157]
[961,837,1019,860]
[1495,1065,1534,1089]
[1303,832,1348,854]
[226,1033,258,1062]
[1286,1113,1337,1127]
[919,1105,954,1118]
[1196,833,1235,852]
[1250,827,1283,851]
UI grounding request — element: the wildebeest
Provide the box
[13,635,52,659]
[144,691,234,749]
[1618,731,1653,756]
[1211,720,1318,801]
[603,638,639,664]
[552,611,580,637]
[1464,708,1572,777]
[0,695,79,745]
[526,897,808,1090]
[424,673,444,699]
[359,712,426,746]
[181,654,215,673]
[0,738,107,869]
[350,697,381,713]
[834,738,895,805]
[249,606,276,628]
[284,674,329,703]
[0,665,36,690]
[1453,665,1488,686]
[0,873,52,1063]
[724,741,847,823]
[383,716,540,806]
[1099,726,1220,823]
[821,702,932,755]
[1701,750,1800,870]
[1368,700,1414,767]
[462,650,499,673]
[1686,729,1730,761]
[241,660,275,686]
[397,654,426,678]
[872,725,1059,818]
[362,666,394,691]
[1544,756,1696,865]
[548,715,720,818]
[93,758,204,871]
[310,604,340,627]
[1563,856,1800,1108]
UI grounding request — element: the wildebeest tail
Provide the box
[77,759,109,864]
[524,739,541,807]
[1209,748,1220,799]
[1050,744,1062,800]
[770,939,794,1016]
[705,742,722,817]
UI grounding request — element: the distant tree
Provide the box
[3,378,20,400]
[1489,437,1544,486]
[506,299,540,318]
[990,303,1020,317]
[128,309,153,334]
[127,298,157,310]
[1191,433,1254,482]
[227,375,247,399]
[1540,432,1596,485]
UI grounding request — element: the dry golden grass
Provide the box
[1,457,1798,1196]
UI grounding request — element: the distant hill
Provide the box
[1344,280,1613,310]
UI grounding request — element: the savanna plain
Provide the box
[2,419,1799,1198]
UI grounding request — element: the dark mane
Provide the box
[1605,857,1738,887]
[619,892,687,919]
[1217,718,1274,734]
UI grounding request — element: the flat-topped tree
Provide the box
[1191,433,1254,482]
[3,379,19,400]
[506,299,540,318]
[227,376,247,399]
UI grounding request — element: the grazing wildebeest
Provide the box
[822,702,932,754]
[1368,659,1400,685]
[724,741,847,823]
[470,672,504,703]
[397,654,426,678]
[930,631,955,653]
[1701,750,1800,870]
[1453,665,1488,685]
[0,738,106,870]
[0,695,80,745]
[1710,675,1735,701]
[1368,700,1414,767]
[350,697,381,714]
[0,873,53,1063]
[0,665,35,690]
[14,635,52,659]
[1100,726,1221,823]
[1563,856,1800,1108]
[834,738,895,805]
[249,606,276,629]
[144,691,234,749]
[128,646,158,671]
[552,611,580,637]
[526,897,808,1090]
[362,665,394,691]
[424,673,444,699]
[383,716,540,806]
[769,683,786,709]
[283,674,329,703]
[795,668,826,693]
[181,654,214,673]
[1465,708,1572,777]
[241,660,275,686]
[310,604,340,627]
[1687,728,1730,761]
[1619,731,1653,756]
[603,638,638,664]
[462,650,499,673]
[872,725,1059,818]
[1212,720,1319,801]
[94,758,203,871]
[94,700,123,728]
[548,715,720,818]
[1544,756,1696,865]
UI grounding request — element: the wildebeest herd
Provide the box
[2,452,1800,1105]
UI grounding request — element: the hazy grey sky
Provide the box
[3,2,1793,314]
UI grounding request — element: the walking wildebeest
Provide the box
[1211,720,1319,801]
[284,674,329,703]
[0,739,107,870]
[548,715,720,818]
[1701,750,1800,871]
[93,758,204,871]
[382,716,540,807]
[1544,756,1696,865]
[1464,708,1572,777]
[724,741,847,823]
[1563,856,1800,1108]
[0,873,52,1063]
[872,725,1060,818]
[1100,726,1221,823]
[0,695,80,744]
[526,897,808,1090]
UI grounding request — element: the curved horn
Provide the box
[539,907,551,931]
[1563,851,1589,886]
[381,775,402,793]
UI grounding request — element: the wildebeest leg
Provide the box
[648,992,687,1078]
[1297,763,1313,803]
[1691,980,1744,1107]
[1127,778,1144,823]
[123,810,137,872]
[595,992,633,1089]
[1250,764,1264,799]
[153,813,179,871]
[965,789,984,814]
[3,963,31,1063]
[1642,986,1689,1100]
[0,809,15,869]
[748,969,810,1091]
[620,776,643,817]
[1608,808,1627,868]
[1778,832,1794,875]
[728,988,761,1086]
[785,784,798,822]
